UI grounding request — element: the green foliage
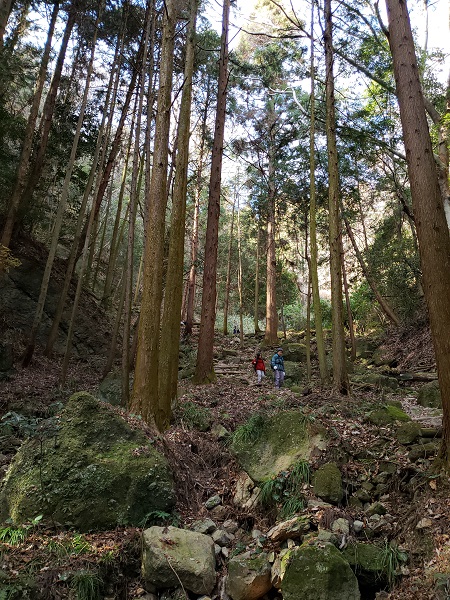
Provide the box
[259,460,310,518]
[178,402,212,431]
[0,412,41,437]
[139,510,179,528]
[231,414,266,446]
[282,302,306,331]
[380,541,408,587]
[70,570,102,600]
[312,299,332,329]
[0,515,42,545]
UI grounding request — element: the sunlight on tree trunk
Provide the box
[223,198,236,336]
[324,0,349,394]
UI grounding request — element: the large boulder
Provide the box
[417,381,441,408]
[367,405,410,426]
[283,361,305,385]
[284,344,307,363]
[0,393,175,530]
[312,462,343,505]
[225,551,272,600]
[352,373,398,390]
[231,411,327,482]
[281,543,360,600]
[142,526,216,595]
[341,542,389,589]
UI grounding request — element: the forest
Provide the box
[0,0,450,597]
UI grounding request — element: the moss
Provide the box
[417,381,441,408]
[281,544,360,600]
[0,393,175,531]
[312,463,343,505]
[367,405,410,426]
[231,410,326,482]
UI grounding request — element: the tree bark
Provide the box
[0,0,14,48]
[254,218,261,333]
[194,0,230,384]
[309,1,328,383]
[264,107,279,346]
[385,0,450,466]
[131,0,176,424]
[158,0,198,427]
[324,0,349,394]
[223,199,236,335]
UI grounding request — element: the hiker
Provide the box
[251,352,266,385]
[271,347,285,389]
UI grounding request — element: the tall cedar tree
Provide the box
[132,0,176,426]
[158,0,198,425]
[324,0,349,394]
[385,0,450,465]
[194,0,230,383]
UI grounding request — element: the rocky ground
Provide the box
[1,323,450,600]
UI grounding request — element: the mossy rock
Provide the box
[281,543,360,600]
[370,347,394,367]
[396,422,422,445]
[312,462,343,505]
[355,338,379,360]
[352,373,398,390]
[417,381,441,408]
[0,393,175,531]
[341,542,388,588]
[367,405,410,426]
[98,372,125,406]
[231,411,327,482]
[284,344,307,362]
[283,361,305,384]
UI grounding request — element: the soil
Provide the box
[1,322,450,600]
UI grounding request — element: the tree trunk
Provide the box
[309,2,328,384]
[131,0,176,425]
[341,245,356,361]
[385,0,450,466]
[237,196,244,348]
[324,0,349,394]
[1,1,59,249]
[264,110,278,346]
[185,76,212,336]
[223,199,236,335]
[193,0,230,384]
[254,218,261,333]
[155,0,198,426]
[22,5,101,366]
[0,0,14,48]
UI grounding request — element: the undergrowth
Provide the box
[259,460,311,518]
[230,413,266,446]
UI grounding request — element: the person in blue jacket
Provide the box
[271,348,285,389]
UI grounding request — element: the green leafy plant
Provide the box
[380,541,408,586]
[0,515,43,545]
[178,402,212,431]
[0,525,27,545]
[231,414,266,446]
[70,570,102,600]
[71,534,91,555]
[259,461,310,518]
[139,510,179,528]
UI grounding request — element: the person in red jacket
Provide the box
[251,352,266,385]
